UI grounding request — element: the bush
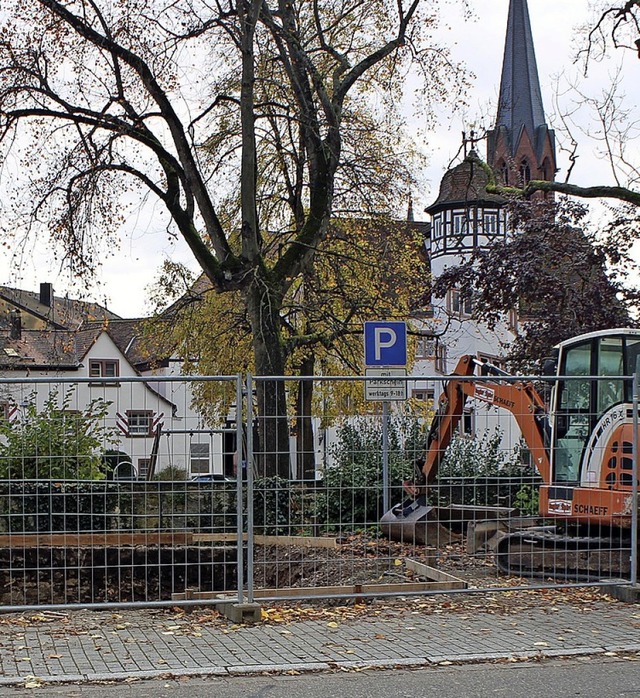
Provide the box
[317,416,425,531]
[0,389,118,480]
[252,476,309,535]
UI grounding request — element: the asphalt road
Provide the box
[6,657,640,697]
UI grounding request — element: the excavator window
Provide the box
[554,333,639,486]
[555,341,592,483]
[597,337,624,414]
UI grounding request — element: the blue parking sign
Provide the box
[364,321,407,366]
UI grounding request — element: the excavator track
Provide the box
[493,530,633,581]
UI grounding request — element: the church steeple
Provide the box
[487,0,556,184]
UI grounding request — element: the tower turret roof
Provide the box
[426,150,505,214]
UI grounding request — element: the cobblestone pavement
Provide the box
[0,594,639,687]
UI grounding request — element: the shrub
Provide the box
[0,388,118,480]
[317,416,425,530]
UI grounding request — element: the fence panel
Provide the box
[0,370,637,610]
[0,374,243,609]
[246,373,638,602]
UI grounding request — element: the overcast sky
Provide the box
[2,0,637,318]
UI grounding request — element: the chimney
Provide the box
[10,310,21,340]
[40,282,53,307]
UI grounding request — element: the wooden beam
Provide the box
[172,580,464,602]
[192,533,338,548]
[405,558,468,588]
[0,533,194,547]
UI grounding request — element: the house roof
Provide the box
[98,318,174,369]
[0,327,103,370]
[0,285,120,331]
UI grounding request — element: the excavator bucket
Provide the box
[380,496,517,547]
[380,496,462,546]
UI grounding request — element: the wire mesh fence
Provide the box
[0,370,637,610]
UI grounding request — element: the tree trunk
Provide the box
[295,354,316,480]
[246,278,291,480]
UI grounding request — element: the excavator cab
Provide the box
[541,329,640,523]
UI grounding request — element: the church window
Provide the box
[520,160,531,184]
[499,162,509,185]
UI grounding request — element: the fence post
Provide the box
[632,373,638,587]
[246,374,255,604]
[235,374,245,604]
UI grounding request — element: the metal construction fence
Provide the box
[0,371,637,611]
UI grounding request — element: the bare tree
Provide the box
[0,0,464,477]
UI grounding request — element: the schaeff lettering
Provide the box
[574,504,608,516]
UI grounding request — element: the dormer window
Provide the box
[89,359,120,386]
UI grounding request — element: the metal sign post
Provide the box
[363,321,408,516]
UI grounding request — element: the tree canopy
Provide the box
[433,198,639,370]
[0,0,466,476]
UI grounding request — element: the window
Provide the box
[126,410,153,437]
[435,343,447,374]
[520,160,531,185]
[190,443,210,474]
[499,162,509,185]
[597,337,624,414]
[477,353,507,372]
[412,388,435,402]
[89,359,119,383]
[459,408,475,437]
[508,308,519,333]
[483,212,498,235]
[137,458,151,479]
[448,289,472,317]
[416,338,437,359]
[432,216,442,239]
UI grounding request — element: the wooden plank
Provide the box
[405,558,468,588]
[172,581,463,602]
[0,532,337,549]
[254,535,338,549]
[192,533,338,548]
[192,533,248,543]
[0,533,194,548]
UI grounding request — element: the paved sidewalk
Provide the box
[0,595,638,687]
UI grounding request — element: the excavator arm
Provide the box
[406,355,552,495]
[384,355,552,547]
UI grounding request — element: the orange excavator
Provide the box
[381,328,640,579]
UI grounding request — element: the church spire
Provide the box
[496,0,545,150]
[487,0,555,183]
